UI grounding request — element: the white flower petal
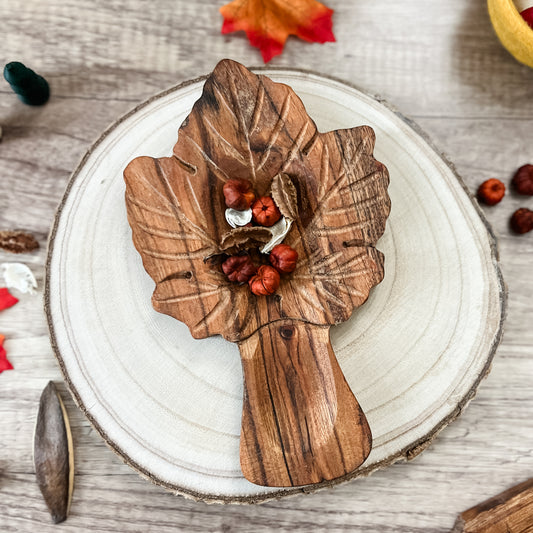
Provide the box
[225,208,252,228]
[1,262,38,294]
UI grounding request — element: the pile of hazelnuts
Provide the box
[221,178,298,296]
[477,164,533,234]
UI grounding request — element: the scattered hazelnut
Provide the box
[223,179,256,210]
[512,165,533,196]
[477,179,506,206]
[249,265,280,295]
[269,244,298,273]
[510,208,533,234]
[221,255,257,283]
[251,196,282,227]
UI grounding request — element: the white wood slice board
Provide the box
[45,69,505,503]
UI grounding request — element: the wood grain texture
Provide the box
[453,478,533,532]
[239,321,371,486]
[1,0,532,531]
[124,61,388,486]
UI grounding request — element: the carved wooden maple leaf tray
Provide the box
[46,64,505,502]
[124,60,390,487]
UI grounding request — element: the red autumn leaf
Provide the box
[521,7,533,29]
[0,334,13,373]
[0,287,18,311]
[0,353,14,372]
[220,0,335,63]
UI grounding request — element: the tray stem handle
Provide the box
[238,320,372,487]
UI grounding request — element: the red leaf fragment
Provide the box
[220,0,335,63]
[0,287,18,311]
[521,7,533,29]
[0,334,13,373]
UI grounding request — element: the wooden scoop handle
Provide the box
[238,320,372,487]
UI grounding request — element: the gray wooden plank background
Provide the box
[1,0,532,531]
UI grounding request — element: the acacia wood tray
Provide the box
[45,67,505,503]
[123,60,390,487]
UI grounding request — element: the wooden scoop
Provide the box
[124,59,390,487]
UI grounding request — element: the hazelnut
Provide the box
[512,165,533,196]
[249,265,280,295]
[251,196,282,227]
[477,179,505,206]
[269,244,298,273]
[510,208,533,234]
[223,179,255,210]
[221,255,257,283]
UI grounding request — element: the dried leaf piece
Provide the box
[34,381,74,524]
[220,0,335,63]
[1,262,37,294]
[0,334,14,373]
[0,287,18,310]
[220,226,271,254]
[271,173,298,221]
[0,230,39,254]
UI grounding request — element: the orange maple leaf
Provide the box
[220,0,335,63]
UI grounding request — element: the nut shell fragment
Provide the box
[271,173,298,221]
[34,381,74,524]
[220,226,272,254]
[0,230,39,254]
[260,217,292,254]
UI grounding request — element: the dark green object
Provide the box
[3,61,50,106]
